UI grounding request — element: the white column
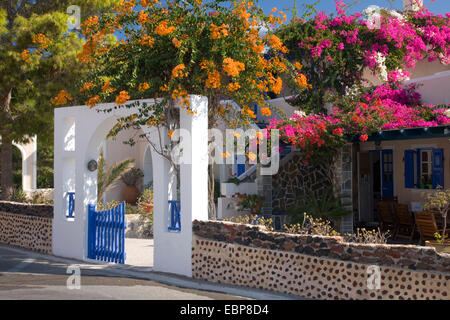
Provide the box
[152,95,209,277]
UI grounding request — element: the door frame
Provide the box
[357,147,395,223]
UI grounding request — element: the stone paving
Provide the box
[125,238,154,268]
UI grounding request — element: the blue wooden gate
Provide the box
[88,202,126,264]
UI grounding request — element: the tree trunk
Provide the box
[208,163,217,220]
[0,136,14,200]
[0,89,14,200]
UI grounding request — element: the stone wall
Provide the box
[271,153,332,212]
[0,212,52,253]
[0,201,53,253]
[0,201,53,218]
[192,220,450,299]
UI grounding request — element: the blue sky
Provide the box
[256,0,450,19]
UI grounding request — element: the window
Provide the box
[420,150,432,187]
[404,148,444,189]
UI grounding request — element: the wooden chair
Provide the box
[393,203,415,241]
[413,211,443,245]
[376,201,396,233]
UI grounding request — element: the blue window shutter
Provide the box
[432,148,444,188]
[404,150,414,188]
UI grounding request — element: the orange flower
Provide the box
[227,82,241,92]
[222,152,231,158]
[294,61,303,70]
[138,34,155,46]
[242,107,256,118]
[168,129,175,138]
[138,82,150,92]
[21,50,31,63]
[86,95,101,109]
[102,81,115,93]
[141,0,157,7]
[223,58,245,77]
[32,33,53,51]
[115,91,130,105]
[172,37,182,48]
[51,90,73,106]
[155,20,176,36]
[261,107,271,116]
[171,64,186,78]
[138,11,150,25]
[271,76,283,94]
[210,23,229,39]
[268,34,282,50]
[206,70,221,88]
[296,73,308,87]
[80,81,94,92]
[268,34,288,53]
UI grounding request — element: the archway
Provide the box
[0,136,37,197]
[53,96,208,277]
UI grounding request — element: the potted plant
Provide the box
[423,187,450,253]
[121,168,144,205]
[137,188,154,213]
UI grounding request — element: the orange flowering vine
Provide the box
[51,90,73,106]
[155,20,176,36]
[171,64,187,79]
[115,91,130,105]
[223,58,245,77]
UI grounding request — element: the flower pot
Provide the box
[141,202,154,213]
[123,185,140,205]
[425,240,450,254]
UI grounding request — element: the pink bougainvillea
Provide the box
[268,83,450,162]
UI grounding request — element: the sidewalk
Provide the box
[0,244,303,300]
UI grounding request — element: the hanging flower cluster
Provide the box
[268,82,450,163]
[278,0,450,112]
[64,0,309,131]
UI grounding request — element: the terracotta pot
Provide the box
[425,240,450,254]
[141,202,154,213]
[122,185,140,205]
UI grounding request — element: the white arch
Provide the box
[0,135,37,192]
[53,96,208,277]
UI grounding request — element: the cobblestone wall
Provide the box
[0,201,53,253]
[0,201,53,218]
[0,211,52,253]
[192,220,450,299]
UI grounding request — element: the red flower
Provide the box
[332,128,343,135]
[359,134,368,142]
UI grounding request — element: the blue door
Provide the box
[381,149,394,197]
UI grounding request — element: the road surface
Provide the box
[0,245,248,300]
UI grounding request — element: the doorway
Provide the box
[358,149,394,224]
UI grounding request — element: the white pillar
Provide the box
[152,95,209,277]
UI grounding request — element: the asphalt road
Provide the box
[0,245,248,300]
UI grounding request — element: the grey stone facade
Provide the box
[256,145,354,233]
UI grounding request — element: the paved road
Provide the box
[0,245,248,300]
